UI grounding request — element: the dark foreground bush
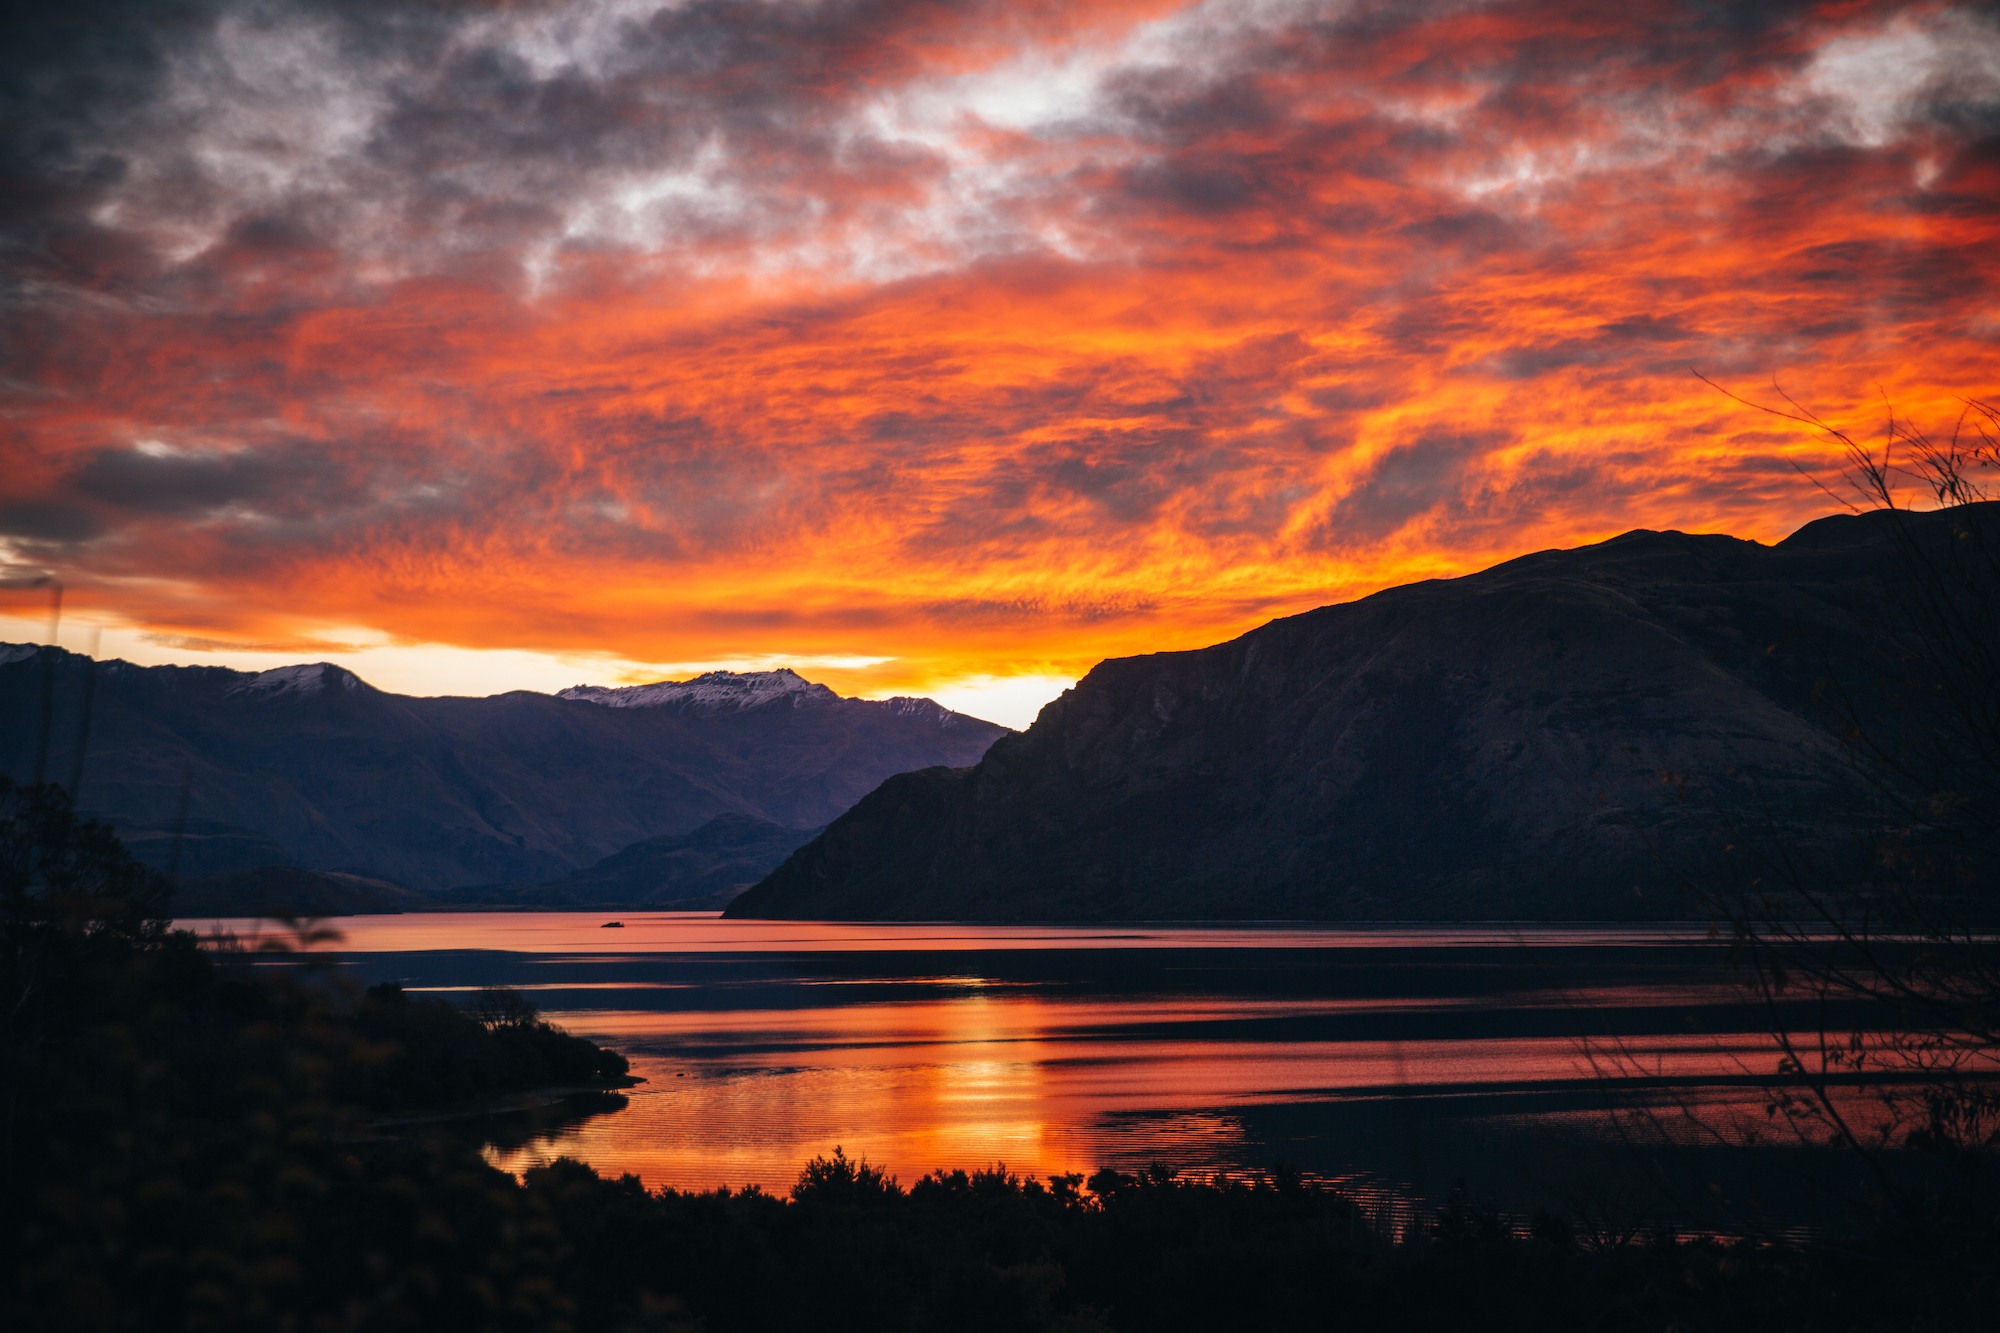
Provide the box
[348,981,631,1110]
[514,1152,1997,1333]
[0,779,642,1330]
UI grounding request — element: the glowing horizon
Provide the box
[4,1,1996,731]
[0,609,1077,727]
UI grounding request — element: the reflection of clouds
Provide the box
[311,913,1722,953]
[411,915,1827,1191]
[484,1007,1796,1191]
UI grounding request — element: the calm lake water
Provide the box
[189,912,1860,1233]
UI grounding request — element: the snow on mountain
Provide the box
[558,668,839,712]
[0,645,1013,892]
[229,663,362,697]
[879,696,963,727]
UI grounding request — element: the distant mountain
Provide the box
[443,813,822,910]
[557,669,836,711]
[173,866,431,918]
[730,508,1984,922]
[0,655,1007,892]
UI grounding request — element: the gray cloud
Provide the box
[1317,429,1511,545]
[68,442,350,517]
[0,498,102,542]
[7,0,1995,312]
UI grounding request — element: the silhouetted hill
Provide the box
[0,655,1006,892]
[444,813,822,909]
[731,507,1991,921]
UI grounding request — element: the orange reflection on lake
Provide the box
[198,911,1834,1213]
[178,911,1712,955]
[487,991,1786,1193]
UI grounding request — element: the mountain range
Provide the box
[729,507,1983,921]
[0,655,1006,894]
[434,813,823,911]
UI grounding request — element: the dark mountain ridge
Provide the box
[442,813,822,911]
[0,654,1006,892]
[730,507,1987,922]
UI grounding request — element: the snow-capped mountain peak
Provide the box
[879,696,961,727]
[557,668,840,713]
[230,662,363,697]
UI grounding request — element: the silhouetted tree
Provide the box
[1680,384,2000,1229]
[0,783,649,1329]
[792,1145,903,1205]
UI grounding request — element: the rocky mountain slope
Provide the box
[730,508,1983,921]
[0,656,1005,892]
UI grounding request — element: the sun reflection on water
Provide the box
[192,911,1819,1207]
[484,985,1788,1193]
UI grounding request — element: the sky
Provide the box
[2,0,1997,728]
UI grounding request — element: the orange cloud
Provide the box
[2,0,1996,705]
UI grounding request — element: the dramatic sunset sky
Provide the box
[3,0,1996,724]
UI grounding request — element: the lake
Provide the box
[190,912,1867,1235]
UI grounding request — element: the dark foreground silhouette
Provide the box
[5,779,1997,1330]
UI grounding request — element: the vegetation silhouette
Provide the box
[1544,384,2000,1264]
[1582,387,2000,1247]
[0,777,646,1330]
[518,1148,1995,1332]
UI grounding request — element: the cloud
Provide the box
[69,442,312,515]
[1796,7,2000,147]
[0,0,1996,698]
[0,500,102,543]
[1318,429,1509,546]
[141,631,367,655]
